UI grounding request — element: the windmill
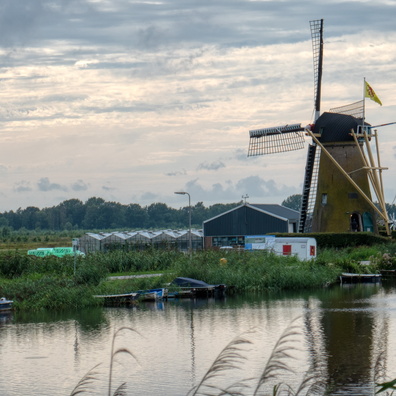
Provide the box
[248,19,393,236]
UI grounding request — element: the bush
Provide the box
[0,275,100,310]
[74,261,108,286]
[273,232,389,249]
[0,252,31,278]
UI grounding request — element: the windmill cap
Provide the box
[313,112,371,143]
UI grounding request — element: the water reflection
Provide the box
[306,284,389,395]
[13,307,108,331]
[0,285,395,395]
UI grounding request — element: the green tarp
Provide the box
[28,247,84,257]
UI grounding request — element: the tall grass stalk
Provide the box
[71,320,332,396]
[108,327,139,396]
[70,327,140,396]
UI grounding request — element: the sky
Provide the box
[0,0,395,212]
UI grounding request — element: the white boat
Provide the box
[93,292,139,306]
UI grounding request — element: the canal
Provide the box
[1,283,396,395]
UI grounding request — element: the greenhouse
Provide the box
[77,229,203,253]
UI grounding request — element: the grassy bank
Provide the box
[1,243,396,311]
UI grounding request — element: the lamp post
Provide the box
[174,191,192,255]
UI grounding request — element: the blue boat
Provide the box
[136,288,167,301]
[0,297,13,312]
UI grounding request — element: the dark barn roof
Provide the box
[250,204,300,222]
[203,204,299,237]
[314,112,370,143]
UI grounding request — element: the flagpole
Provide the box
[363,77,366,127]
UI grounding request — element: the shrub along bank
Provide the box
[273,232,390,249]
[1,242,396,311]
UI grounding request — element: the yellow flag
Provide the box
[365,81,382,106]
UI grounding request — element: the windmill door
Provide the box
[350,213,362,232]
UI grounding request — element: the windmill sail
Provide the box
[329,100,364,118]
[299,144,321,233]
[310,19,324,121]
[299,19,324,232]
[248,124,305,156]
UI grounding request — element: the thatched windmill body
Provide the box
[248,19,391,235]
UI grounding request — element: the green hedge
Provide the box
[271,232,389,249]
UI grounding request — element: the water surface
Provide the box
[1,284,395,395]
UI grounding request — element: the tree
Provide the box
[82,197,106,229]
[282,194,302,211]
[58,199,85,228]
[20,206,41,230]
[147,203,177,228]
[125,204,148,228]
[191,202,207,227]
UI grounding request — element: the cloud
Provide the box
[37,177,67,192]
[197,161,225,171]
[0,1,395,212]
[13,180,32,193]
[141,192,158,201]
[0,1,45,47]
[236,176,295,197]
[166,169,187,177]
[180,176,298,204]
[71,180,89,191]
[233,148,253,162]
[102,185,116,191]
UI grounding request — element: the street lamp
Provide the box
[174,191,192,255]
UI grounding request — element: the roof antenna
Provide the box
[242,194,249,204]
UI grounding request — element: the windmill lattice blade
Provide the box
[310,19,324,120]
[299,144,321,233]
[329,100,364,118]
[248,124,305,156]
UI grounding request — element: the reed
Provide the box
[70,327,139,396]
[173,250,341,292]
[71,319,394,395]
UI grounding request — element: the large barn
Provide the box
[203,203,299,249]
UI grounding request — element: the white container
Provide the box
[271,237,317,260]
[245,236,317,260]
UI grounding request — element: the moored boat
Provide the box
[0,297,14,312]
[93,292,139,306]
[136,288,168,301]
[94,288,168,306]
[168,277,227,298]
[340,273,382,284]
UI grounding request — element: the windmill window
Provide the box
[321,193,328,205]
[348,193,359,199]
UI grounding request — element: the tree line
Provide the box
[1,194,394,233]
[0,197,242,232]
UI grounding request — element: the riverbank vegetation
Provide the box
[1,241,396,311]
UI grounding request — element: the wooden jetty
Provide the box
[340,273,382,284]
